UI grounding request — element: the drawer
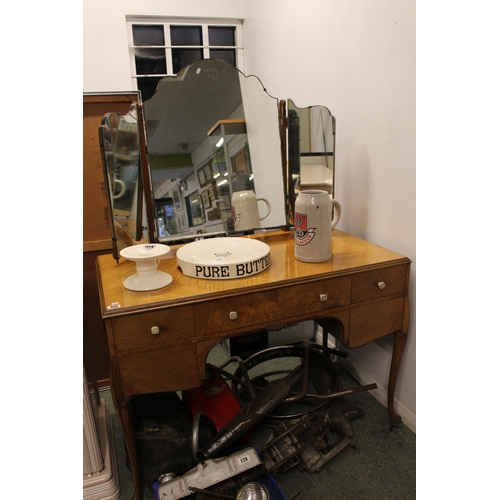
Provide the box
[110,305,195,353]
[348,297,404,348]
[118,344,201,395]
[351,265,407,303]
[195,277,350,336]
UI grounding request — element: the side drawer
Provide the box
[351,264,407,304]
[348,297,404,348]
[110,305,195,353]
[195,277,350,336]
[118,344,201,396]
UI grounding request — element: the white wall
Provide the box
[83,0,245,92]
[243,0,416,430]
[83,0,416,430]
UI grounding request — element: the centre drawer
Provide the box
[109,304,196,353]
[195,276,350,336]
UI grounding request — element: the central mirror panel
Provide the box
[146,59,286,242]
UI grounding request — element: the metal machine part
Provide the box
[260,409,355,474]
[191,413,218,461]
[236,482,270,500]
[153,344,373,499]
[198,343,375,463]
[183,364,250,460]
[183,365,244,432]
[155,447,263,500]
[229,343,376,421]
[211,472,289,500]
[197,366,304,462]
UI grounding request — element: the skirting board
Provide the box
[315,330,416,433]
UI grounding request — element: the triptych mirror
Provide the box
[99,59,335,259]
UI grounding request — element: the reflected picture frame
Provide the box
[231,145,250,174]
[173,186,181,209]
[201,188,211,210]
[176,210,187,232]
[197,167,207,187]
[204,161,213,182]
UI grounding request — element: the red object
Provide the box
[183,364,250,441]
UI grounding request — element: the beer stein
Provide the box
[232,190,271,231]
[294,190,341,262]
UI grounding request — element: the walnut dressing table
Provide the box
[96,229,411,500]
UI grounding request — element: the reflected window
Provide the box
[127,17,243,101]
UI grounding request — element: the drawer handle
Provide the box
[319,294,328,302]
[229,311,238,320]
[377,281,386,290]
[151,326,160,335]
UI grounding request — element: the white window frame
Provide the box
[126,16,244,91]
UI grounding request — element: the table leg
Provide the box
[387,295,410,422]
[110,363,143,500]
[387,330,407,422]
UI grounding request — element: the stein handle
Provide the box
[113,178,127,200]
[257,198,271,221]
[331,199,341,230]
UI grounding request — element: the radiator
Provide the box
[83,368,120,500]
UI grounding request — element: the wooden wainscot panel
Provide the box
[109,305,196,354]
[348,297,404,348]
[118,344,200,396]
[351,264,407,303]
[83,93,139,247]
[194,277,350,337]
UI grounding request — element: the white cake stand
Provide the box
[119,244,172,291]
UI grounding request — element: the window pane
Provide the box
[208,27,235,46]
[170,26,202,46]
[132,25,165,46]
[210,49,236,67]
[134,48,167,75]
[172,48,203,74]
[137,77,163,102]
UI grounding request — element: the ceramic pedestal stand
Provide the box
[119,244,172,291]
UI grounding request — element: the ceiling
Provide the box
[143,61,243,158]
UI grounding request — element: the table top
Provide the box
[96,229,409,318]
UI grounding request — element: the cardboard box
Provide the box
[267,320,315,347]
[224,330,268,358]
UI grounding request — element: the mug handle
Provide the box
[113,178,127,200]
[331,199,341,229]
[257,198,271,221]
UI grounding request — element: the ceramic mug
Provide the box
[232,190,271,231]
[294,190,342,262]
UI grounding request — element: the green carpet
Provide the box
[100,342,415,500]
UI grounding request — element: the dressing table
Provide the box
[96,228,410,500]
[95,59,411,499]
